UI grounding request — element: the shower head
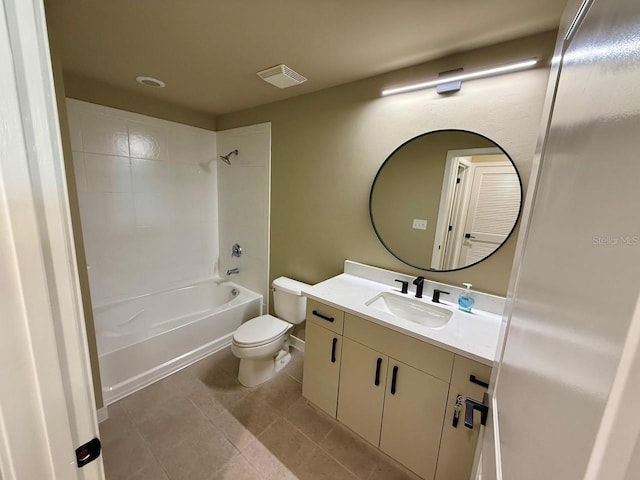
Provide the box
[219,149,238,165]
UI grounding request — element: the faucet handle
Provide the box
[394,279,409,294]
[432,289,450,303]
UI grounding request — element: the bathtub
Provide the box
[95,279,262,405]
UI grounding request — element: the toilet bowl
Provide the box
[231,277,310,387]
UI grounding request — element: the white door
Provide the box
[478,0,640,479]
[0,1,104,479]
[459,164,520,266]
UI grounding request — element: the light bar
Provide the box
[381,58,538,96]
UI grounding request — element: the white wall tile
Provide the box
[217,124,271,307]
[67,99,220,305]
[84,153,131,193]
[72,151,87,192]
[128,120,168,161]
[81,111,129,156]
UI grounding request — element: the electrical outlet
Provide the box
[412,219,427,230]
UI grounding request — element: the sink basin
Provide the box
[366,292,452,328]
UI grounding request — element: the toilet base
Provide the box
[238,348,292,387]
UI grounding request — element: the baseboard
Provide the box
[97,406,109,424]
[290,335,305,352]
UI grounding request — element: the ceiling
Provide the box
[50,0,566,116]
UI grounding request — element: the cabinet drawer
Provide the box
[306,298,344,334]
[449,355,492,396]
[344,313,454,382]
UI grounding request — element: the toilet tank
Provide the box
[272,277,311,324]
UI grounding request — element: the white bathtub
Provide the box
[95,279,262,405]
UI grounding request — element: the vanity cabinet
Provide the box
[338,314,450,480]
[301,299,345,417]
[434,356,492,480]
[303,300,491,480]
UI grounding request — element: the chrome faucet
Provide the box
[413,276,425,298]
[226,267,240,275]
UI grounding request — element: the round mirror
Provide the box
[370,129,522,272]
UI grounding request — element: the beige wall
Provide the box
[217,31,557,299]
[372,131,495,268]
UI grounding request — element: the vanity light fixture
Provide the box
[381,58,538,96]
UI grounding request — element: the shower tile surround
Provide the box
[67,99,271,309]
[100,347,421,480]
[68,99,220,305]
[217,123,271,312]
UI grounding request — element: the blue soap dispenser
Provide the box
[458,283,475,313]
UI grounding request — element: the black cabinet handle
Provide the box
[390,365,398,395]
[313,310,334,323]
[469,375,489,388]
[331,338,337,363]
[374,358,382,386]
[464,393,489,428]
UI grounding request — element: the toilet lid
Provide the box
[233,315,291,347]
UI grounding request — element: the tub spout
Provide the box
[227,268,240,275]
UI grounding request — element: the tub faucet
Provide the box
[413,276,425,298]
[227,267,240,275]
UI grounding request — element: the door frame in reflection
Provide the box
[431,147,519,270]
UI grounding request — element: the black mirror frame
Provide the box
[369,128,523,272]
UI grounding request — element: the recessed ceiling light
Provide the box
[136,76,166,88]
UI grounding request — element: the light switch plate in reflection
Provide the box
[412,219,427,230]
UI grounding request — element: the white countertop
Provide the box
[302,273,502,366]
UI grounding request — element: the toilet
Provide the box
[231,276,310,387]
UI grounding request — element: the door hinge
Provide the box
[456,178,461,184]
[76,437,101,468]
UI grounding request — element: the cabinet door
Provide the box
[302,321,342,417]
[337,338,388,446]
[435,356,492,480]
[380,359,449,480]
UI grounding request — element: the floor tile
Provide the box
[368,455,423,480]
[155,424,239,480]
[119,377,186,425]
[319,424,381,480]
[189,385,226,421]
[228,393,280,435]
[258,417,316,477]
[99,402,134,447]
[200,367,252,410]
[137,396,211,452]
[211,455,262,480]
[213,410,261,452]
[128,462,170,480]
[298,447,359,480]
[102,427,157,480]
[252,371,302,415]
[285,397,334,444]
[242,438,296,480]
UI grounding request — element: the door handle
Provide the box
[390,365,399,395]
[464,233,476,239]
[374,358,382,386]
[313,310,334,322]
[464,392,489,428]
[469,374,489,388]
[330,338,337,363]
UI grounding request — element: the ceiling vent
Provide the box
[257,64,307,88]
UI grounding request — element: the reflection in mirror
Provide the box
[370,130,521,272]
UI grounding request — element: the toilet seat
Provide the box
[233,315,291,348]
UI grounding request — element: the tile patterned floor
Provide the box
[100,347,422,480]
